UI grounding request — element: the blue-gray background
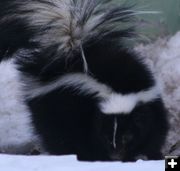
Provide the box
[115,0,180,37]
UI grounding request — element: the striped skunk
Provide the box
[0,0,169,161]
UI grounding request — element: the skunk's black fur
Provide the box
[0,0,169,161]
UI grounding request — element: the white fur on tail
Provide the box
[15,0,135,53]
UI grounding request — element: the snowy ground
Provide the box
[135,31,180,155]
[0,154,164,171]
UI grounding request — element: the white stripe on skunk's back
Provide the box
[24,72,160,115]
[0,59,37,153]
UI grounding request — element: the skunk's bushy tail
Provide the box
[0,0,136,58]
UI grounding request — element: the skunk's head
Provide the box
[91,107,148,161]
[90,99,167,162]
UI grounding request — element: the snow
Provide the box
[0,154,164,171]
[0,60,39,154]
[135,31,180,155]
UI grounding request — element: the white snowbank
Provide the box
[135,31,180,155]
[0,154,164,171]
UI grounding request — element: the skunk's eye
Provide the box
[99,135,113,152]
[106,136,113,143]
[122,134,133,144]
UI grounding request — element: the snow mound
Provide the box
[135,31,180,156]
[0,154,164,171]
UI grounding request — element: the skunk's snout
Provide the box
[109,152,122,161]
[108,148,127,161]
[108,143,127,161]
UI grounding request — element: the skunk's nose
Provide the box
[109,152,122,161]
